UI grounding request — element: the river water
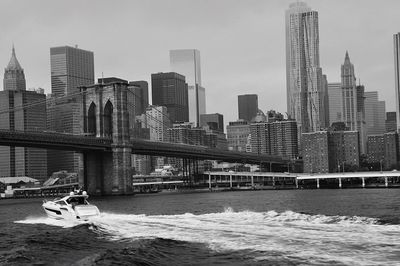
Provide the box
[1,189,400,265]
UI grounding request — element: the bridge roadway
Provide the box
[0,130,290,165]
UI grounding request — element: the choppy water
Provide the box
[2,189,400,265]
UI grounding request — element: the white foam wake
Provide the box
[16,209,400,265]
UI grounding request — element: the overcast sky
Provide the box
[0,0,399,125]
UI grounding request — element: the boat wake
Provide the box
[16,209,400,265]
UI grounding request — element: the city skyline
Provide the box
[0,0,400,125]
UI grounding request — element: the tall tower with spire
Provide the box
[341,51,357,130]
[0,46,47,182]
[3,46,26,91]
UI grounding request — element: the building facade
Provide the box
[394,33,400,132]
[226,120,250,152]
[47,45,94,177]
[169,49,205,126]
[200,113,224,133]
[367,132,399,169]
[302,130,360,173]
[238,94,258,122]
[3,46,26,91]
[341,52,358,131]
[286,2,323,133]
[151,72,189,123]
[0,47,47,182]
[386,112,397,133]
[46,96,83,176]
[364,91,386,136]
[129,80,149,116]
[145,105,171,142]
[328,82,342,125]
[250,120,298,159]
[50,46,94,96]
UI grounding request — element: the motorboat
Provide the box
[42,190,100,220]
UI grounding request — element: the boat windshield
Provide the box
[67,197,87,206]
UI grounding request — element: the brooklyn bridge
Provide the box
[0,82,293,195]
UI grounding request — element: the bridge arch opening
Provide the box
[88,102,97,136]
[104,100,113,137]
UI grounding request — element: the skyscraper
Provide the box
[200,113,224,133]
[356,85,366,154]
[129,80,149,116]
[341,51,357,131]
[0,47,47,182]
[394,33,400,132]
[50,46,94,96]
[386,112,397,132]
[3,46,26,91]
[238,94,258,122]
[170,49,205,126]
[328,82,342,125]
[47,45,94,177]
[365,91,386,136]
[151,72,189,123]
[286,2,323,133]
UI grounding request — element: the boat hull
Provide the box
[42,202,100,221]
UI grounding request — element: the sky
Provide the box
[0,0,399,126]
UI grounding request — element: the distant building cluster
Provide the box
[2,1,400,184]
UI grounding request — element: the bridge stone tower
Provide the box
[80,82,134,195]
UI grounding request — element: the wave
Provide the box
[15,209,400,265]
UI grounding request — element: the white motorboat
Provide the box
[42,190,100,220]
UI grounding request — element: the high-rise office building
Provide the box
[328,82,342,125]
[286,2,323,133]
[394,33,400,132]
[0,90,47,181]
[341,52,358,131]
[151,72,189,123]
[129,80,149,116]
[0,47,47,182]
[356,85,367,154]
[200,113,224,133]
[46,96,82,176]
[386,112,397,132]
[50,46,94,96]
[238,94,258,122]
[170,49,205,126]
[47,45,94,176]
[365,91,386,136]
[321,74,329,128]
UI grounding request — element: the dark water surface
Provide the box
[1,189,400,265]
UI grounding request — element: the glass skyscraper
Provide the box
[151,72,189,123]
[286,2,323,133]
[47,45,94,177]
[238,94,258,122]
[50,46,94,96]
[170,49,205,127]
